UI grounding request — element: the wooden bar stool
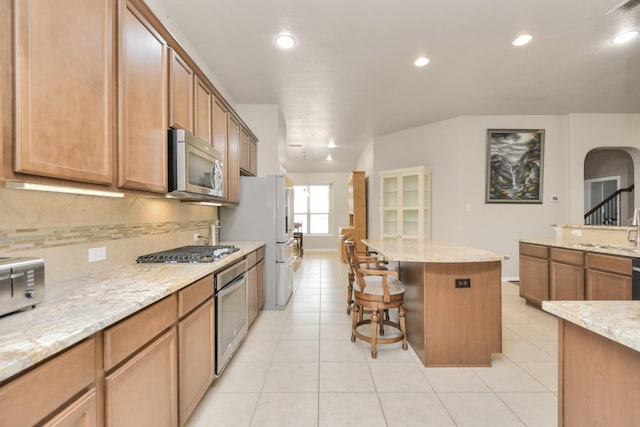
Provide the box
[342,236,386,315]
[345,240,408,359]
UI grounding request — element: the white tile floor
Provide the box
[187,251,558,427]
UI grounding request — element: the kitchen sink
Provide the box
[576,242,640,254]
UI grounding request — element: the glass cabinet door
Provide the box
[380,166,431,240]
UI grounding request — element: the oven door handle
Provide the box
[218,273,246,297]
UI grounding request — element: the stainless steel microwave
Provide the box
[168,128,224,200]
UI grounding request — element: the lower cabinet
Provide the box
[43,388,97,427]
[519,243,549,306]
[257,258,266,310]
[586,253,632,300]
[0,338,97,427]
[246,246,266,326]
[178,299,215,425]
[549,248,585,301]
[105,328,178,427]
[246,264,258,325]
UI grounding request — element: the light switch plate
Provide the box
[89,247,106,262]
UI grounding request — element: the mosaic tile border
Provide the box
[0,220,213,252]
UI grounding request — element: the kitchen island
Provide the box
[363,239,507,367]
[543,300,640,427]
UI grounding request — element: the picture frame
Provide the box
[486,129,545,203]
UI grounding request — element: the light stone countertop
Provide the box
[542,300,640,353]
[0,241,264,383]
[519,237,640,258]
[362,239,508,263]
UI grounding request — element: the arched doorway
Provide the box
[583,148,634,225]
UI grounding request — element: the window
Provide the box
[293,184,331,235]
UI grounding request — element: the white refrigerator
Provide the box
[220,175,296,310]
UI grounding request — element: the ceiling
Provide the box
[151,0,640,173]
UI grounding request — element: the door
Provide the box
[584,176,620,225]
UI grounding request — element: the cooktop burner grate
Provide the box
[136,245,239,264]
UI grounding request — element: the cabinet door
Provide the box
[105,328,178,427]
[519,255,549,305]
[212,97,228,161]
[256,259,266,309]
[248,137,257,176]
[246,265,258,325]
[178,299,214,426]
[586,270,631,300]
[194,76,212,145]
[169,49,193,133]
[239,127,250,173]
[42,389,97,427]
[14,0,115,184]
[118,0,168,193]
[550,261,584,300]
[226,115,241,203]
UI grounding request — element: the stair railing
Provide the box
[584,184,634,226]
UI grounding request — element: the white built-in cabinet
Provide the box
[380,166,431,239]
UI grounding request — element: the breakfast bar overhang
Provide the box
[363,239,508,367]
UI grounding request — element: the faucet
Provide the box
[629,208,640,246]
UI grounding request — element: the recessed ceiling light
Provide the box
[326,154,333,161]
[414,56,430,67]
[328,138,336,148]
[512,34,533,47]
[612,30,639,44]
[275,33,296,49]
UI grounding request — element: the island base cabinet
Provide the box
[401,261,502,367]
[105,328,178,427]
[559,320,640,426]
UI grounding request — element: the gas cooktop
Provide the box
[136,245,239,264]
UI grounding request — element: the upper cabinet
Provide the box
[226,115,241,204]
[194,75,212,146]
[117,0,168,193]
[6,0,256,200]
[169,48,194,133]
[380,166,431,239]
[14,0,116,185]
[240,127,257,177]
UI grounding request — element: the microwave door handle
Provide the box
[210,163,216,190]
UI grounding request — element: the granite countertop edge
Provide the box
[542,300,640,353]
[362,239,508,263]
[0,241,265,383]
[519,237,640,258]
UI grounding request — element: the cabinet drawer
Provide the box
[586,253,631,276]
[245,250,257,269]
[104,294,177,371]
[0,338,96,427]
[520,243,548,259]
[550,248,584,265]
[178,275,213,318]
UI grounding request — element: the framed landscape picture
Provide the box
[486,129,545,203]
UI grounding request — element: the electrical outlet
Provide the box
[193,233,200,242]
[455,278,471,288]
[88,247,106,262]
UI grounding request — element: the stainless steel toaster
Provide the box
[0,257,45,316]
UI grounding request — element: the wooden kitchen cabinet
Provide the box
[240,127,250,174]
[549,248,584,300]
[105,328,178,427]
[169,48,194,133]
[177,275,215,426]
[226,115,241,203]
[194,75,212,146]
[248,135,258,176]
[586,253,632,300]
[14,0,115,185]
[519,243,549,306]
[0,338,97,427]
[212,97,228,164]
[347,171,367,254]
[246,264,258,325]
[257,258,266,310]
[118,0,168,193]
[103,295,178,426]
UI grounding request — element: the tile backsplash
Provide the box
[0,186,217,283]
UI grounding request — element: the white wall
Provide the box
[235,104,284,176]
[286,172,350,251]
